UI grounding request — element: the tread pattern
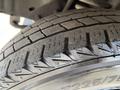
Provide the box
[61,20,84,29]
[1,9,120,89]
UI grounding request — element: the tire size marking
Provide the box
[61,74,120,90]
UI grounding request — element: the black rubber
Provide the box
[1,9,120,90]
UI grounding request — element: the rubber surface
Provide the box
[1,9,120,89]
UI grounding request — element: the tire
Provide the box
[1,9,120,90]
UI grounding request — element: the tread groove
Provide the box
[40,45,49,66]
[5,60,15,81]
[104,30,112,48]
[86,33,94,52]
[12,45,15,52]
[27,37,33,43]
[63,37,70,56]
[39,30,47,37]
[6,60,11,77]
[23,51,31,72]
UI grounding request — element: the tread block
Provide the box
[27,42,43,63]
[107,16,120,22]
[24,27,40,36]
[85,11,102,16]
[44,15,58,21]
[22,26,32,33]
[32,18,46,27]
[92,16,114,23]
[112,23,120,39]
[4,46,14,57]
[2,41,13,51]
[42,25,65,36]
[13,34,24,43]
[67,13,85,19]
[43,35,65,57]
[55,10,75,17]
[55,9,96,17]
[29,31,44,42]
[88,26,105,44]
[61,20,83,29]
[62,28,86,49]
[14,38,31,50]
[109,25,119,41]
[8,50,28,73]
[78,17,98,25]
[50,16,71,24]
[39,22,52,29]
